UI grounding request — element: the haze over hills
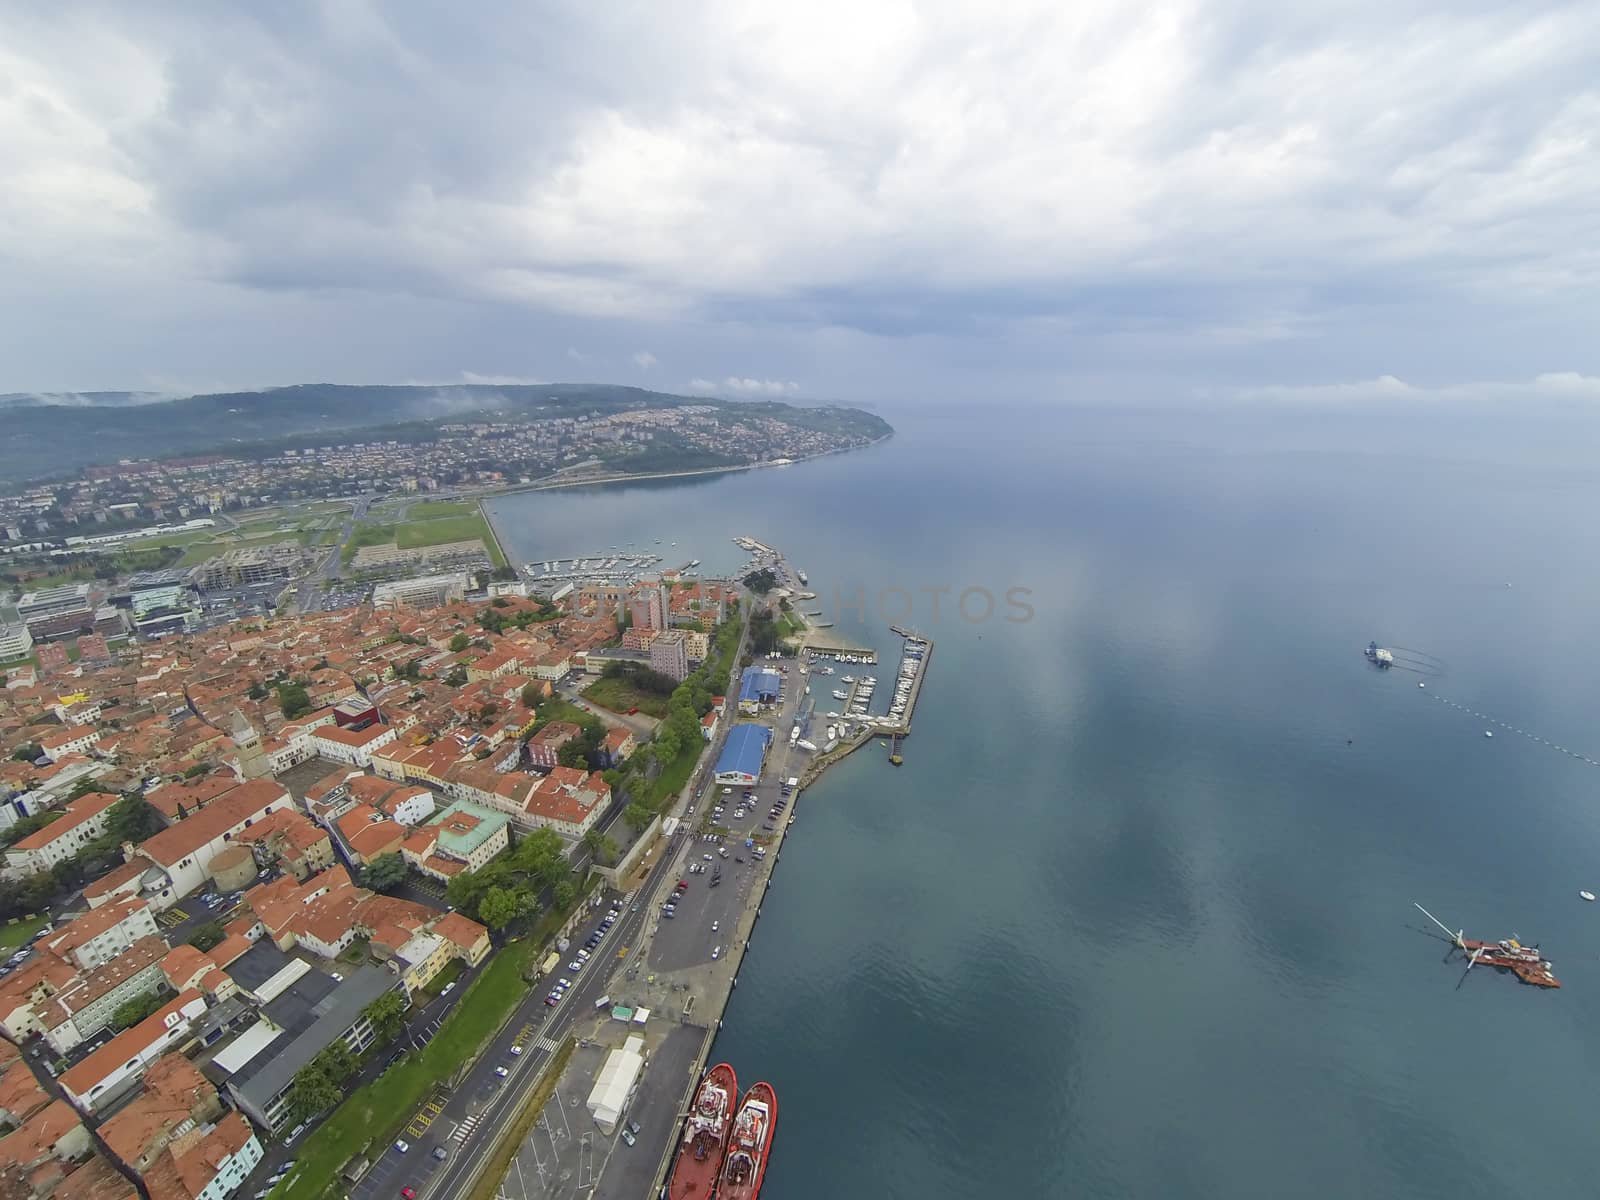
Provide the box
[0,383,889,486]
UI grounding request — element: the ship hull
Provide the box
[668,1063,739,1200]
[718,1083,777,1200]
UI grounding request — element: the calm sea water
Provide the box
[488,400,1600,1199]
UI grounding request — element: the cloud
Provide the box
[1222,373,1600,404]
[688,377,801,397]
[0,4,1596,392]
[459,370,545,386]
[632,350,658,370]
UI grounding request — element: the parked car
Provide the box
[394,1140,410,1153]
[495,1066,509,1078]
[621,1129,636,1146]
[432,1147,448,1161]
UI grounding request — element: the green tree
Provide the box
[187,921,225,952]
[287,1065,340,1123]
[624,801,653,833]
[448,633,470,653]
[112,989,167,1030]
[10,743,42,762]
[478,885,519,930]
[246,681,269,701]
[182,763,208,779]
[557,740,590,770]
[362,991,408,1042]
[359,852,407,892]
[520,682,540,709]
[276,681,312,720]
[0,811,61,849]
[313,1039,355,1081]
[581,827,606,859]
[553,880,576,911]
[107,797,164,842]
[444,666,467,688]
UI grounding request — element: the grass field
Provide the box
[407,499,478,519]
[581,675,671,718]
[343,505,506,567]
[0,914,47,951]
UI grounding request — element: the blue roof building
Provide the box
[714,724,773,784]
[738,666,782,712]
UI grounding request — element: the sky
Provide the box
[1,1,1597,406]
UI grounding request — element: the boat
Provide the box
[667,1063,738,1200]
[1364,641,1394,668]
[719,1083,777,1200]
[841,675,855,684]
[1413,903,1561,988]
[1582,891,1596,902]
[832,690,848,701]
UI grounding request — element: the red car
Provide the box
[402,1189,416,1199]
[627,707,639,715]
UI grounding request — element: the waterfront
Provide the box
[487,400,1600,1199]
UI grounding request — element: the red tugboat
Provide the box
[668,1062,738,1200]
[718,1082,777,1200]
[1414,903,1561,988]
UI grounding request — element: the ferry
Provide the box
[668,1063,738,1200]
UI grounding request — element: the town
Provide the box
[0,521,927,1200]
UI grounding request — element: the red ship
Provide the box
[718,1082,777,1200]
[667,1062,738,1200]
[1414,903,1561,988]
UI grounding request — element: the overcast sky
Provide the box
[2,1,1596,404]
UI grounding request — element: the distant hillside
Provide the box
[0,383,890,485]
[0,390,172,409]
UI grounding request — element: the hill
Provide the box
[0,383,890,485]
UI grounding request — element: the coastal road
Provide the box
[393,845,689,1200]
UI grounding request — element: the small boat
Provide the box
[1484,731,1494,738]
[1582,891,1596,902]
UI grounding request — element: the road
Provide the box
[359,843,688,1200]
[293,492,373,613]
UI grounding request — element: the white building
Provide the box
[0,622,32,660]
[58,989,208,1113]
[372,573,469,611]
[4,790,122,878]
[307,722,399,767]
[42,896,160,970]
[132,780,291,910]
[147,1112,263,1200]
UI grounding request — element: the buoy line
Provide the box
[1419,686,1600,766]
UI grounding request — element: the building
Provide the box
[371,573,469,611]
[4,791,122,878]
[131,780,293,910]
[601,726,635,766]
[42,897,161,970]
[217,956,402,1132]
[713,724,772,785]
[98,1053,225,1177]
[401,800,509,880]
[737,665,781,714]
[141,1111,261,1200]
[0,623,32,661]
[388,932,452,994]
[306,721,398,767]
[627,584,666,631]
[38,936,170,1055]
[17,584,93,630]
[649,629,689,683]
[586,1033,646,1134]
[525,721,581,769]
[58,990,208,1114]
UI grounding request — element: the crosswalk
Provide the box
[453,1113,484,1143]
[533,1034,560,1053]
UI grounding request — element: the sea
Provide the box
[486,399,1600,1199]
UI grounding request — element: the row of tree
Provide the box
[285,991,409,1122]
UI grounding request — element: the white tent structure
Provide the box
[586,1034,645,1133]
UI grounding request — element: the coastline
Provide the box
[473,432,892,568]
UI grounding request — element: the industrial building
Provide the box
[714,724,773,785]
[737,665,782,714]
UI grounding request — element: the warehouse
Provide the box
[714,724,773,785]
[737,665,781,714]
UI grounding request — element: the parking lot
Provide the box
[497,1024,704,1200]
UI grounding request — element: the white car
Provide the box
[703,853,713,861]
[711,920,720,932]
[395,1140,410,1153]
[510,1045,523,1055]
[711,946,722,959]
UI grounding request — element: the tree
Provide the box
[444,666,467,688]
[107,797,163,843]
[553,880,576,911]
[582,827,606,859]
[360,852,407,893]
[363,991,408,1042]
[188,922,225,952]
[112,989,167,1030]
[479,885,519,930]
[742,567,778,594]
[448,632,471,652]
[246,681,269,701]
[276,681,312,720]
[10,743,41,763]
[556,740,590,770]
[0,811,61,849]
[624,801,653,833]
[520,682,541,709]
[287,1065,340,1123]
[313,1040,355,1081]
[182,763,208,779]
